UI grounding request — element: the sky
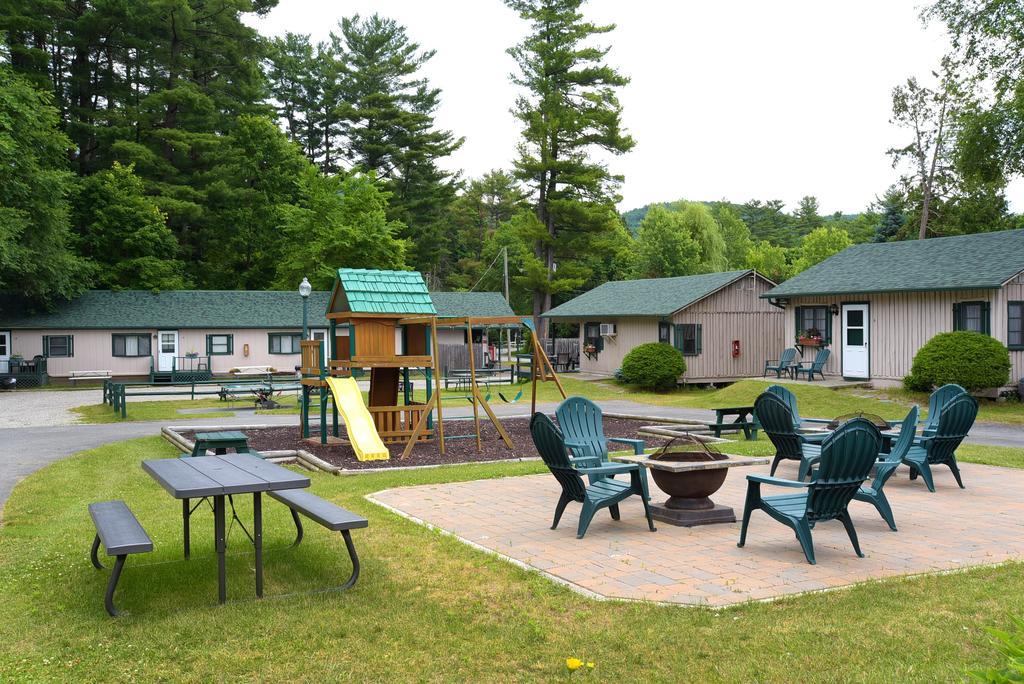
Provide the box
[250,0,1024,215]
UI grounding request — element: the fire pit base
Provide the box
[650,502,736,527]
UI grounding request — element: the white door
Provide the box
[841,304,869,378]
[311,329,329,361]
[0,331,9,373]
[157,331,178,372]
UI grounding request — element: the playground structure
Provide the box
[298,268,566,460]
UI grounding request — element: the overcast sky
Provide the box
[250,0,1024,215]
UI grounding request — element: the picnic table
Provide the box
[444,367,512,390]
[190,431,253,456]
[707,406,759,440]
[142,453,310,603]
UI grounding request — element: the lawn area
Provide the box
[1,436,1022,681]
[72,395,302,423]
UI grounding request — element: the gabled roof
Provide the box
[543,270,760,318]
[0,290,510,330]
[332,268,436,315]
[0,290,334,330]
[430,292,515,319]
[763,229,1024,299]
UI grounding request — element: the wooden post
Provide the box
[401,393,438,459]
[466,317,482,451]
[431,319,445,454]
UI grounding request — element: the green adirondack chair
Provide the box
[903,393,977,492]
[755,392,823,479]
[763,348,797,378]
[764,384,831,439]
[530,413,656,539]
[737,417,883,564]
[793,347,830,381]
[850,405,919,531]
[921,384,967,436]
[555,396,646,465]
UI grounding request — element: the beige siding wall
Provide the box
[8,328,327,378]
[571,273,785,380]
[783,283,1023,386]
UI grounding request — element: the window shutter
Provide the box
[953,303,962,331]
[825,312,832,344]
[227,335,234,354]
[206,335,212,355]
[695,324,703,355]
[982,302,991,335]
[42,336,49,356]
[68,336,74,357]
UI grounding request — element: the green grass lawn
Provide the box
[1,435,1022,681]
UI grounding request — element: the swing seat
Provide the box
[498,390,524,403]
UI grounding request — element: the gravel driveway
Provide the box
[0,388,193,428]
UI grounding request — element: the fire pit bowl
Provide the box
[650,448,730,510]
[613,433,768,527]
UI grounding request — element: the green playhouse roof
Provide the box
[762,229,1024,299]
[333,268,436,315]
[543,270,757,318]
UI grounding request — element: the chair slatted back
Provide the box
[766,384,801,428]
[806,418,882,521]
[754,393,803,459]
[882,405,920,464]
[779,348,797,368]
[923,384,967,432]
[926,393,978,466]
[530,413,587,502]
[555,396,608,464]
[810,347,831,371]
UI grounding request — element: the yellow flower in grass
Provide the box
[566,658,583,672]
[587,662,595,669]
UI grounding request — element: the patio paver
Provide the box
[370,460,1024,606]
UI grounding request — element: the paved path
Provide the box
[1,388,1020,519]
[371,460,1024,606]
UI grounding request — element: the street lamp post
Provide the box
[299,277,312,340]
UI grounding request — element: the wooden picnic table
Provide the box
[708,406,759,440]
[190,431,252,456]
[142,453,310,604]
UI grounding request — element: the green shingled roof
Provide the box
[0,290,334,329]
[543,270,756,318]
[0,289,509,329]
[763,229,1024,299]
[334,268,436,315]
[430,292,515,318]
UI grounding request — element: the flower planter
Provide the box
[797,337,823,347]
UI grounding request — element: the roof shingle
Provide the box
[763,229,1024,299]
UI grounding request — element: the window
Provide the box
[268,332,301,354]
[206,334,234,355]
[673,324,702,356]
[953,301,991,335]
[112,334,151,357]
[658,322,671,344]
[42,335,73,357]
[583,322,604,352]
[795,306,830,341]
[1009,302,1024,350]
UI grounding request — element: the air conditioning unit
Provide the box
[599,323,617,337]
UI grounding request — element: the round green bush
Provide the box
[620,342,686,391]
[903,331,1011,392]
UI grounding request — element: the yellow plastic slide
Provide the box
[324,376,390,461]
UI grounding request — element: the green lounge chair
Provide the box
[755,392,823,479]
[793,347,830,381]
[764,384,831,440]
[763,348,797,379]
[903,393,977,492]
[530,413,656,539]
[556,396,645,482]
[922,383,967,436]
[851,405,919,531]
[737,417,883,565]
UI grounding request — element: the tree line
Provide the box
[2,0,1024,330]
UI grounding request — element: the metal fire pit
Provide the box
[614,433,768,527]
[824,412,890,431]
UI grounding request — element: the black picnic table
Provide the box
[190,431,253,456]
[708,405,759,440]
[142,453,310,603]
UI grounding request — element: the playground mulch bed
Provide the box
[202,416,672,470]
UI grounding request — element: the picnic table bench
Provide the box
[70,370,112,384]
[705,405,759,440]
[89,500,153,616]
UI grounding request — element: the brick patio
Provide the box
[369,460,1024,606]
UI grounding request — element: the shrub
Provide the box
[904,331,1011,392]
[620,342,686,391]
[968,616,1024,681]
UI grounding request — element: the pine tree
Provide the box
[505,0,635,337]
[873,187,907,242]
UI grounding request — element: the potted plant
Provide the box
[796,327,824,347]
[583,343,599,360]
[185,351,199,359]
